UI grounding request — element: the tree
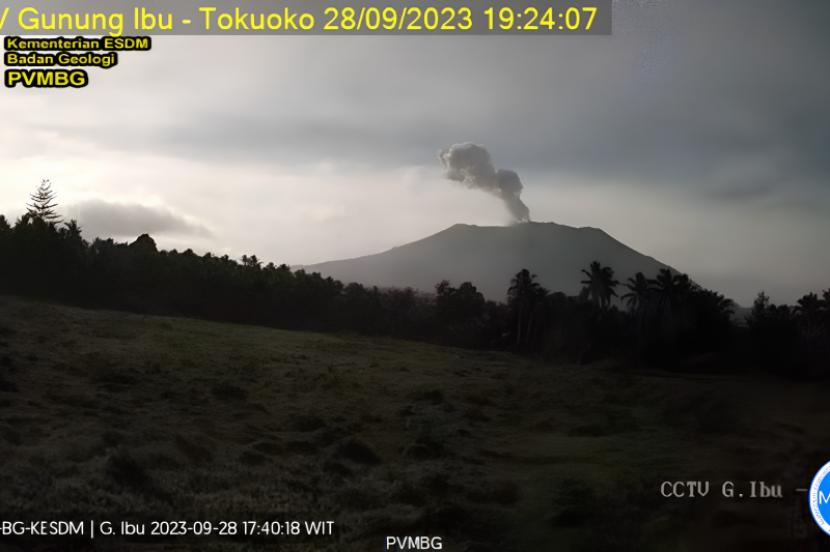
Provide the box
[436,280,485,324]
[750,291,770,319]
[508,269,547,347]
[795,292,823,339]
[27,180,61,223]
[130,233,158,254]
[651,269,691,311]
[747,291,800,376]
[648,269,693,354]
[796,292,822,319]
[684,287,735,352]
[622,271,653,356]
[622,272,651,312]
[580,261,619,309]
[241,254,262,269]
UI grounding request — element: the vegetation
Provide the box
[746,290,830,378]
[2,183,829,549]
[0,296,826,550]
[0,183,828,377]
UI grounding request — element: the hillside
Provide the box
[0,296,827,551]
[305,222,674,301]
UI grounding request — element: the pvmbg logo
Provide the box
[810,461,830,536]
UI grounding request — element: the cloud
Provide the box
[12,1,826,209]
[66,200,212,240]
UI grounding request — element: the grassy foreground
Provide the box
[0,295,827,551]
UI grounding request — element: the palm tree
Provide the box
[621,272,654,356]
[622,272,651,312]
[651,269,691,311]
[650,269,693,350]
[241,254,262,269]
[580,261,619,309]
[508,269,546,346]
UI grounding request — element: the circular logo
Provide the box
[810,461,830,536]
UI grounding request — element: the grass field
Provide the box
[0,295,828,551]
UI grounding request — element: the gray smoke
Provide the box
[439,143,531,223]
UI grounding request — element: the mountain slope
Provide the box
[306,222,675,300]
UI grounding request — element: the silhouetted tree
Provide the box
[580,261,619,309]
[27,180,61,224]
[796,292,823,337]
[651,269,691,311]
[435,280,486,346]
[131,233,157,254]
[622,272,651,313]
[621,272,654,357]
[649,269,690,349]
[747,291,800,376]
[241,254,262,269]
[791,291,830,377]
[681,287,735,354]
[508,269,547,347]
[436,281,485,323]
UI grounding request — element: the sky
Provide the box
[1,0,828,305]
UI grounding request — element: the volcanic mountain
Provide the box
[306,222,676,301]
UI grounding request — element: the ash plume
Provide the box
[439,143,531,223]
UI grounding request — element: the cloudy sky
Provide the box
[1,0,828,304]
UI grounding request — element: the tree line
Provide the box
[1,181,828,377]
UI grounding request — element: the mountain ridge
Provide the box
[306,222,677,301]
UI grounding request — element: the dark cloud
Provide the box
[68,200,211,240]
[32,0,829,210]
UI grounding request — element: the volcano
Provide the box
[305,222,676,301]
